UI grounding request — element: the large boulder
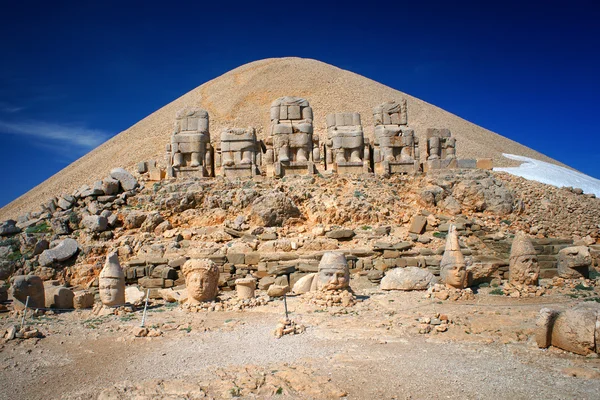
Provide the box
[38,238,79,267]
[109,168,138,191]
[380,267,436,291]
[0,220,20,236]
[73,291,95,309]
[250,192,301,227]
[0,260,14,281]
[81,215,108,232]
[10,275,45,310]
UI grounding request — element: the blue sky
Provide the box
[1,1,599,208]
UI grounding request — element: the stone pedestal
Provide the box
[235,278,256,299]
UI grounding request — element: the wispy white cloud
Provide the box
[1,106,25,113]
[0,120,111,150]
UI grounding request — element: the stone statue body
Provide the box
[536,303,600,355]
[220,128,257,167]
[99,252,125,307]
[292,252,350,294]
[182,259,219,304]
[373,100,415,162]
[269,96,314,163]
[426,129,456,161]
[326,112,364,164]
[166,108,213,177]
[509,232,540,285]
[440,225,468,289]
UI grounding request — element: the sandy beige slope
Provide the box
[0,57,562,220]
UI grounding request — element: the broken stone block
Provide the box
[109,168,138,191]
[409,215,427,234]
[45,285,74,309]
[81,215,108,232]
[0,220,20,236]
[73,291,95,309]
[125,286,146,305]
[380,267,436,291]
[326,229,355,240]
[267,284,290,297]
[10,275,45,310]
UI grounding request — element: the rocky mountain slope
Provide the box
[0,57,566,220]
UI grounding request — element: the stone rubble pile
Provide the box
[302,289,356,308]
[274,317,306,338]
[425,284,475,301]
[417,313,451,334]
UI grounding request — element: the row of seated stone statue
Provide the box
[165,97,464,179]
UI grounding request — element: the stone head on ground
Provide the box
[314,252,350,291]
[99,251,126,307]
[509,232,539,285]
[182,259,219,304]
[557,246,592,279]
[440,225,468,289]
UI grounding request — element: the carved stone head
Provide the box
[99,252,125,307]
[509,232,539,285]
[316,252,350,291]
[182,259,219,304]
[557,246,592,279]
[440,225,468,289]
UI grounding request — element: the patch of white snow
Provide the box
[494,154,600,197]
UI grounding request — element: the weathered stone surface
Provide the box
[292,273,315,294]
[267,264,296,276]
[536,303,600,355]
[0,220,20,236]
[326,229,355,240]
[102,177,120,195]
[124,212,147,229]
[0,261,14,281]
[73,291,95,309]
[38,238,79,267]
[82,215,108,232]
[258,276,276,290]
[45,285,74,309]
[267,284,290,297]
[109,168,138,191]
[251,192,301,227]
[380,267,435,291]
[409,216,427,234]
[557,246,592,279]
[0,285,8,303]
[10,275,45,310]
[125,286,146,305]
[140,212,164,233]
[227,253,245,265]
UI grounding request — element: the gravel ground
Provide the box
[1,289,599,399]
